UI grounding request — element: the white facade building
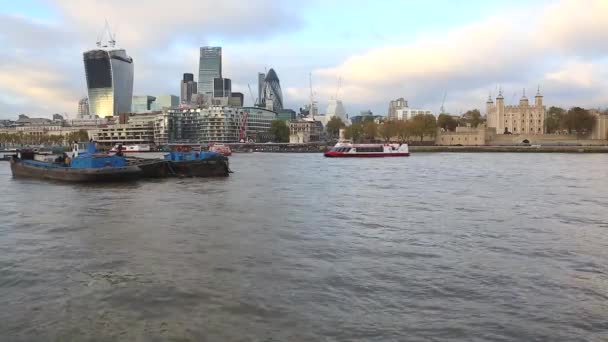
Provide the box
[395,107,434,120]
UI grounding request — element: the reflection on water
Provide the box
[0,153,607,341]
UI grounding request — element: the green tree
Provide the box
[395,120,412,142]
[563,107,596,135]
[269,119,290,142]
[437,113,458,131]
[545,106,566,133]
[344,123,364,143]
[461,109,483,127]
[379,120,398,142]
[325,116,346,140]
[362,121,378,142]
[411,114,437,141]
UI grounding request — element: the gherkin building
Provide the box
[262,68,283,111]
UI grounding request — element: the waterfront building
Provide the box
[213,78,232,98]
[486,88,545,134]
[350,110,384,124]
[289,119,322,143]
[198,47,222,96]
[388,98,408,119]
[89,116,155,145]
[83,34,134,117]
[155,106,276,144]
[180,73,197,104]
[260,69,283,111]
[78,97,90,118]
[132,95,156,113]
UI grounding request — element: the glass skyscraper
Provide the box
[180,73,197,104]
[261,68,283,111]
[198,47,222,97]
[83,48,134,117]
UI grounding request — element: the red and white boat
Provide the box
[208,143,232,156]
[110,144,152,153]
[324,142,409,157]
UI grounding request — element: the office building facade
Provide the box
[198,47,222,97]
[213,78,232,98]
[83,48,134,117]
[180,73,197,104]
[260,68,283,111]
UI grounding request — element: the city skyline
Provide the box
[1,0,608,118]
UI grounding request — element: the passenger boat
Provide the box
[164,147,230,177]
[10,142,142,182]
[324,142,410,157]
[110,144,152,153]
[208,143,232,156]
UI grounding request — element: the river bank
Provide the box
[409,145,608,153]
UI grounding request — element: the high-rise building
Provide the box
[198,47,222,97]
[132,96,156,113]
[388,98,408,119]
[180,73,197,104]
[257,72,265,105]
[229,92,244,107]
[78,97,90,118]
[213,78,232,98]
[261,68,283,111]
[83,35,134,117]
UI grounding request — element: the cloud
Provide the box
[302,0,608,114]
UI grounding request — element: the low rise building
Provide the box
[289,119,322,143]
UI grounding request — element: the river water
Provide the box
[0,153,607,341]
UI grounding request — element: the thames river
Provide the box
[1,153,607,341]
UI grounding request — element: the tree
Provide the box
[269,120,290,142]
[344,123,364,143]
[562,107,596,135]
[395,120,412,142]
[545,106,566,133]
[325,116,345,140]
[379,120,398,142]
[411,114,437,141]
[362,121,378,142]
[437,114,458,131]
[461,109,483,127]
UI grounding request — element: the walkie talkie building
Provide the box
[83,48,134,117]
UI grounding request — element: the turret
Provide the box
[496,87,505,133]
[519,88,529,107]
[535,86,543,107]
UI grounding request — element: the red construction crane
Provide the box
[239,110,249,142]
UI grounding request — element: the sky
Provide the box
[1,0,607,119]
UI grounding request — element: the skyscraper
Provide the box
[388,98,407,119]
[213,78,232,98]
[198,47,222,97]
[261,68,283,111]
[257,72,265,105]
[83,33,134,117]
[180,73,197,104]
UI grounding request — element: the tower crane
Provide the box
[247,84,256,106]
[440,91,447,114]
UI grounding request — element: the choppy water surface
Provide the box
[1,153,607,341]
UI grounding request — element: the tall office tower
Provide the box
[213,78,232,98]
[180,73,197,104]
[83,28,134,117]
[257,72,266,106]
[198,47,222,97]
[261,68,283,111]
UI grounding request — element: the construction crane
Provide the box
[247,84,256,106]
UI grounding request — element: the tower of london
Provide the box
[486,88,545,135]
